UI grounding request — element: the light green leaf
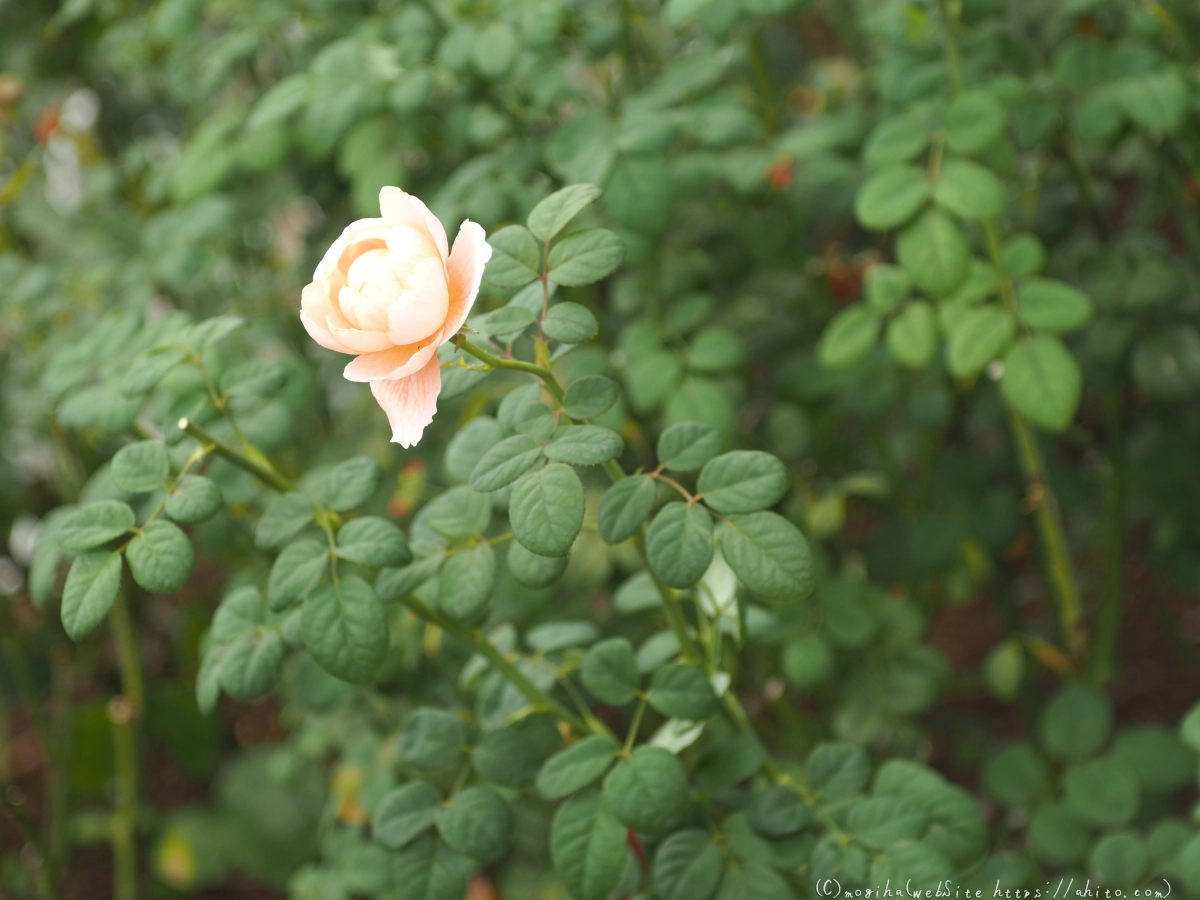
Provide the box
[946,306,1016,377]
[547,229,624,287]
[550,790,628,900]
[437,542,495,620]
[1016,278,1093,333]
[255,493,315,550]
[597,475,657,545]
[545,425,623,466]
[582,637,639,705]
[376,551,445,601]
[509,464,585,557]
[537,735,618,799]
[863,112,930,169]
[933,158,1006,220]
[887,301,938,368]
[335,516,411,567]
[854,165,931,231]
[470,435,545,493]
[126,521,194,593]
[306,457,382,511]
[506,542,568,588]
[698,451,788,514]
[543,302,599,344]
[268,538,328,611]
[61,551,123,640]
[373,781,441,850]
[1117,68,1187,133]
[1064,757,1140,827]
[817,306,880,369]
[649,664,716,721]
[218,629,285,701]
[526,620,598,653]
[897,210,970,298]
[646,502,714,588]
[657,421,721,472]
[865,264,912,314]
[165,475,222,524]
[1040,683,1112,761]
[528,183,603,242]
[943,90,1006,154]
[301,575,388,684]
[719,511,813,600]
[1001,335,1082,432]
[445,417,504,484]
[486,224,542,288]
[420,485,492,540]
[562,375,619,419]
[57,500,135,552]
[122,348,185,396]
[111,440,170,493]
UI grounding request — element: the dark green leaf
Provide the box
[165,475,222,524]
[528,183,603,242]
[547,229,624,287]
[698,451,788,514]
[389,836,468,900]
[506,542,568,588]
[653,829,723,900]
[509,464,585,557]
[307,457,382,511]
[562,375,619,419]
[719,511,813,599]
[486,224,542,288]
[537,735,618,799]
[657,421,721,472]
[649,664,716,721]
[373,781,441,850]
[301,575,388,684]
[597,476,657,545]
[437,542,495,620]
[543,302,599,344]
[581,637,639,705]
[473,715,562,789]
[111,441,170,493]
[435,786,511,863]
[255,493,315,550]
[546,425,623,466]
[604,746,690,835]
[646,502,714,588]
[335,516,411,567]
[400,708,467,772]
[126,521,194,593]
[550,790,628,900]
[268,539,328,612]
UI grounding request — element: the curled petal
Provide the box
[343,338,439,383]
[386,256,450,346]
[371,353,441,448]
[441,220,493,340]
[312,219,389,282]
[300,282,352,354]
[379,187,449,262]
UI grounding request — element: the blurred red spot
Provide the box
[766,158,794,191]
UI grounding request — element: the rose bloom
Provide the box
[300,187,491,446]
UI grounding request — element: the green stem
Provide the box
[453,336,565,403]
[108,697,137,900]
[937,0,965,93]
[398,595,590,735]
[623,698,648,754]
[1092,391,1126,684]
[109,590,144,719]
[178,417,296,494]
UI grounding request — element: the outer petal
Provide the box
[379,187,449,262]
[370,353,441,448]
[386,256,450,346]
[342,337,440,383]
[300,282,353,354]
[440,220,493,340]
[313,218,389,281]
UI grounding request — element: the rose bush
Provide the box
[3,1,1200,900]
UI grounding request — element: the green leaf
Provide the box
[1064,756,1140,827]
[1114,725,1194,793]
[486,225,542,288]
[946,306,1015,377]
[943,90,1006,154]
[268,538,328,611]
[255,493,314,550]
[335,517,411,567]
[390,836,468,900]
[211,586,265,643]
[604,746,690,836]
[562,375,619,419]
[186,315,243,351]
[748,786,813,837]
[847,796,930,851]
[60,552,123,640]
[57,500,135,552]
[817,306,880,369]
[527,620,599,653]
[983,742,1047,808]
[445,417,504,484]
[582,637,639,705]
[597,476,657,545]
[865,264,912,314]
[1117,68,1188,133]
[547,229,624,287]
[649,664,716,721]
[719,511,813,599]
[1041,683,1112,761]
[218,629,285,701]
[437,542,495,620]
[1003,233,1046,278]
[543,302,599,344]
[537,735,618,799]
[665,0,719,28]
[473,715,562,789]
[897,210,970,297]
[714,862,794,900]
[886,301,937,368]
[220,359,287,398]
[506,542,568,588]
[698,451,788,514]
[111,440,170,493]
[307,457,382,511]
[854,165,931,231]
[126,521,194,593]
[164,475,222,524]
[435,786,511,863]
[646,502,714,588]
[653,829,724,900]
[301,575,388,684]
[1015,278,1093,333]
[420,485,492,540]
[400,708,467,771]
[122,348,185,396]
[806,742,869,799]
[373,781,441,850]
[933,159,1006,220]
[1001,335,1083,432]
[1090,832,1147,886]
[863,112,930,169]
[528,183,603,242]
[688,327,745,373]
[545,425,623,466]
[509,464,585,557]
[550,790,628,900]
[376,551,445,602]
[1029,801,1090,865]
[657,421,721,472]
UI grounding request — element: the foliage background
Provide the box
[2,0,1200,897]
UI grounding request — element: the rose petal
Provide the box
[313,219,389,281]
[300,282,353,354]
[440,220,493,340]
[370,353,441,448]
[328,323,396,353]
[379,187,449,262]
[343,338,440,383]
[386,256,450,346]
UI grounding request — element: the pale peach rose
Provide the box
[300,187,491,447]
